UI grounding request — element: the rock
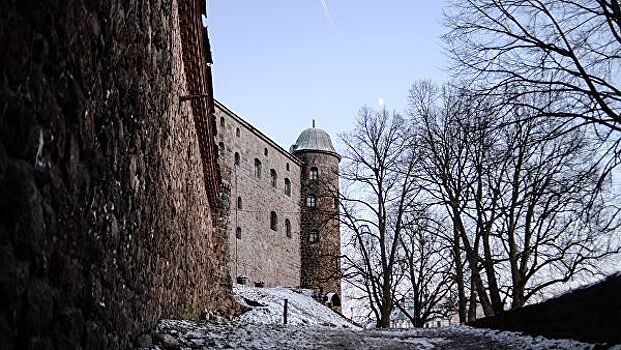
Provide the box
[135,333,152,348]
[153,333,180,350]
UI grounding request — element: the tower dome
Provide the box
[290,121,340,158]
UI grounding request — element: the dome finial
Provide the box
[312,119,315,128]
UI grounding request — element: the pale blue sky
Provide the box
[207,1,448,150]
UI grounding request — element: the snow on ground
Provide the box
[149,320,615,349]
[146,285,617,349]
[450,326,614,350]
[233,284,356,328]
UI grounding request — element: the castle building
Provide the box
[214,100,342,306]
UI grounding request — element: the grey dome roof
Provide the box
[290,125,339,157]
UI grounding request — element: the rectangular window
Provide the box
[309,231,319,243]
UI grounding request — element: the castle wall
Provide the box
[297,151,342,302]
[0,1,233,349]
[215,102,303,287]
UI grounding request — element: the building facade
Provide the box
[215,101,341,305]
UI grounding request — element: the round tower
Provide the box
[291,121,341,310]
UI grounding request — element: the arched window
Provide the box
[236,127,240,137]
[264,148,269,156]
[309,231,319,243]
[270,211,278,231]
[254,158,262,178]
[306,195,317,208]
[285,219,292,238]
[309,167,319,180]
[284,178,291,196]
[270,169,277,187]
[237,197,243,209]
[218,142,225,158]
[236,227,242,239]
[220,116,225,126]
[234,152,240,166]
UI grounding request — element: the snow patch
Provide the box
[233,284,357,328]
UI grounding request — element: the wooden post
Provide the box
[284,299,288,324]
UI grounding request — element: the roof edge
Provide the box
[214,99,304,166]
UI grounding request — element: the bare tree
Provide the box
[492,104,621,307]
[409,81,504,317]
[339,107,420,328]
[394,210,455,327]
[444,0,621,172]
[409,80,621,319]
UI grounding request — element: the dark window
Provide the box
[270,211,278,231]
[284,178,291,196]
[264,148,269,156]
[309,231,319,243]
[306,195,317,208]
[220,116,225,126]
[254,159,262,178]
[236,127,240,137]
[285,219,292,238]
[286,163,290,171]
[309,167,319,180]
[237,197,243,210]
[236,227,242,239]
[270,169,277,187]
[218,142,225,158]
[334,196,339,210]
[234,152,240,165]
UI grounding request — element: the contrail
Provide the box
[320,0,336,34]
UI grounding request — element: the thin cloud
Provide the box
[320,0,336,34]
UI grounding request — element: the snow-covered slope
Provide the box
[233,284,357,328]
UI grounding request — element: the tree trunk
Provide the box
[467,279,477,322]
[453,226,467,323]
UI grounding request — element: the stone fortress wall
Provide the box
[297,151,342,303]
[215,100,343,305]
[0,0,233,348]
[215,101,303,287]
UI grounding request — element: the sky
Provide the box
[207,1,449,151]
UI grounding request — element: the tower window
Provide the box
[334,196,339,210]
[220,116,225,126]
[234,152,240,166]
[237,197,243,210]
[270,211,278,231]
[236,127,240,137]
[306,195,317,208]
[284,178,291,196]
[309,231,319,244]
[285,219,292,238]
[254,159,262,178]
[270,169,277,188]
[264,148,269,156]
[236,227,242,239]
[309,167,319,180]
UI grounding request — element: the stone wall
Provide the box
[469,274,621,345]
[0,0,233,349]
[297,151,342,302]
[215,102,303,287]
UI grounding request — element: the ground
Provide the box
[147,320,613,350]
[143,285,619,349]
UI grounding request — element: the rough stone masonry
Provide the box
[0,0,234,349]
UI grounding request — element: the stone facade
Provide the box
[215,101,303,287]
[0,1,233,349]
[215,102,342,305]
[296,151,342,305]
